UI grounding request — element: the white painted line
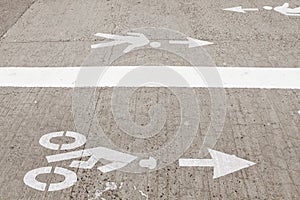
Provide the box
[92,32,150,53]
[0,66,299,89]
[169,37,213,48]
[223,6,259,13]
[243,8,259,11]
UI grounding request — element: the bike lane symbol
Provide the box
[23,131,145,191]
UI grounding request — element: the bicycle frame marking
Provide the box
[46,147,138,172]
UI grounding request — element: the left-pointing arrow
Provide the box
[223,6,259,13]
[179,149,256,179]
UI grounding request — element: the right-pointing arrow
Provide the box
[179,149,256,179]
[169,37,213,48]
[91,32,150,53]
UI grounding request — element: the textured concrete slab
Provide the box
[0,0,299,199]
[0,0,35,38]
[0,0,300,67]
[0,88,299,199]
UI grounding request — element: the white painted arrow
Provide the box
[274,3,300,16]
[179,149,256,179]
[91,32,150,53]
[169,37,213,48]
[223,6,259,13]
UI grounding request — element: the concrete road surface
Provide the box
[0,0,299,199]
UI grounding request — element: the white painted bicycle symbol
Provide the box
[23,131,150,191]
[23,28,256,192]
[24,131,255,192]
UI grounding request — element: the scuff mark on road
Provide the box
[139,190,149,200]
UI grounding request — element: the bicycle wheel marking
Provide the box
[39,131,86,150]
[23,167,77,192]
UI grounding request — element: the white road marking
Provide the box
[224,3,300,16]
[98,162,130,173]
[61,131,87,150]
[139,157,157,169]
[179,149,256,179]
[169,37,213,48]
[48,167,77,191]
[0,66,299,89]
[39,131,86,150]
[23,166,77,191]
[150,41,161,48]
[92,32,150,53]
[46,146,137,173]
[39,131,64,150]
[263,6,273,11]
[223,6,259,13]
[273,3,300,16]
[23,167,51,191]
